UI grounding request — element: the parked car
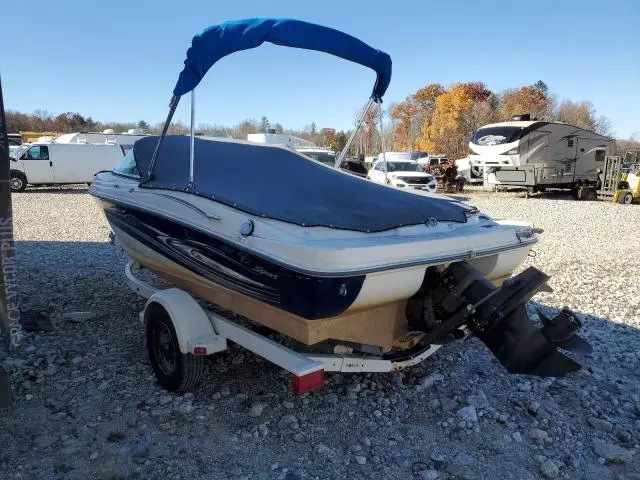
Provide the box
[367,159,437,192]
[417,155,448,167]
[295,147,337,167]
[297,148,368,178]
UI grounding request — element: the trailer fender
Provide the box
[143,288,227,355]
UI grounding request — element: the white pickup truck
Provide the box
[10,142,126,192]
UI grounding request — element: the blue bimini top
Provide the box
[173,18,392,101]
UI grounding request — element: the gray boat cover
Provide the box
[134,136,472,232]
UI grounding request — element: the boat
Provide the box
[89,18,589,377]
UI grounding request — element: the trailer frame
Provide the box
[124,260,443,394]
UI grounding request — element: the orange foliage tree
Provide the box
[391,84,444,151]
[499,85,552,120]
[415,84,473,158]
[319,128,339,150]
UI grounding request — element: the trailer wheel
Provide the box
[10,171,27,192]
[619,192,633,205]
[146,302,204,392]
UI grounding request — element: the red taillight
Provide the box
[291,370,324,394]
[193,347,207,355]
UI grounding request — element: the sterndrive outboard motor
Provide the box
[406,262,591,376]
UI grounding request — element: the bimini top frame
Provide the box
[146,18,393,186]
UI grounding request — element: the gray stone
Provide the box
[354,455,367,465]
[248,403,265,418]
[540,459,559,478]
[587,417,613,433]
[278,414,299,430]
[430,452,446,463]
[315,444,335,458]
[177,402,194,414]
[615,428,632,443]
[347,382,361,394]
[528,428,548,440]
[593,440,634,463]
[512,432,523,443]
[419,469,440,480]
[419,373,444,388]
[445,453,477,480]
[467,391,489,409]
[457,406,478,423]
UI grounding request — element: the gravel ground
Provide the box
[1,186,640,480]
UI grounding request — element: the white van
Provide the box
[9,142,126,192]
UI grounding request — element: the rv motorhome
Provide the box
[469,118,614,192]
[53,129,150,152]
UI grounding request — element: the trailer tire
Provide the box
[10,171,27,192]
[146,302,204,392]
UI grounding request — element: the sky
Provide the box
[2,0,639,138]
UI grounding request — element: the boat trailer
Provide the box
[125,261,443,395]
[125,258,591,395]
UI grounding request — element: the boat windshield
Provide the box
[385,161,424,172]
[471,127,524,146]
[114,149,139,177]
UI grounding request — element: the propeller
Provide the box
[537,307,593,355]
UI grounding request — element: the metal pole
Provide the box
[147,95,180,181]
[335,97,375,168]
[0,76,20,408]
[189,89,195,188]
[378,102,389,184]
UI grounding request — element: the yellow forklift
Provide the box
[578,155,640,204]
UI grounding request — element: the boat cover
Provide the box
[135,136,472,232]
[173,18,392,100]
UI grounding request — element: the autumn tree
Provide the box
[415,84,472,159]
[319,128,338,150]
[554,100,598,131]
[391,83,444,151]
[498,84,552,120]
[335,131,348,152]
[390,100,416,151]
[362,103,380,156]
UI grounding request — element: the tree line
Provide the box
[5,110,352,153]
[6,80,638,159]
[389,80,618,159]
